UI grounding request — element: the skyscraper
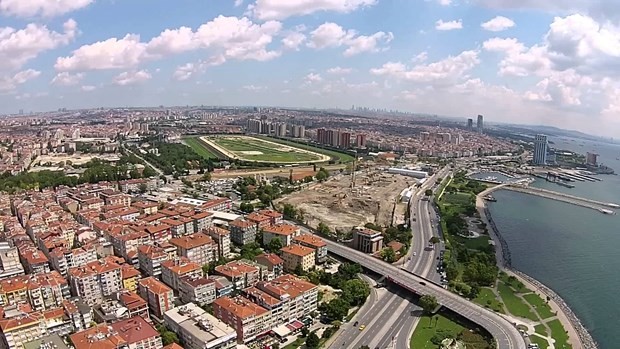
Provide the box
[477,115,484,133]
[467,118,473,130]
[533,134,548,165]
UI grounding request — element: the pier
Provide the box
[486,184,618,213]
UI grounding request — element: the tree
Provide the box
[359,346,371,349]
[316,167,329,182]
[305,332,320,349]
[301,327,310,337]
[429,236,441,245]
[317,222,331,236]
[420,294,439,314]
[202,172,212,182]
[380,247,397,263]
[138,183,148,194]
[267,238,283,253]
[282,203,298,219]
[425,189,433,196]
[324,298,349,322]
[341,279,370,306]
[156,325,179,345]
[240,202,254,213]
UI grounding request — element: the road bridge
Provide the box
[324,239,527,349]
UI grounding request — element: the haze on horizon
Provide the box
[2,0,620,138]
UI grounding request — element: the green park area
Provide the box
[410,313,493,349]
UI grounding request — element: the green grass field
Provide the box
[530,334,550,349]
[208,136,326,163]
[473,287,504,313]
[443,192,474,205]
[497,282,538,321]
[256,136,355,163]
[410,314,466,349]
[184,137,218,159]
[523,293,556,319]
[454,235,491,250]
[535,324,548,336]
[547,319,572,349]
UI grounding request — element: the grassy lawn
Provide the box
[523,293,556,319]
[547,319,572,349]
[183,137,218,159]
[530,334,550,349]
[283,337,304,349]
[497,282,538,321]
[499,273,528,293]
[443,192,474,205]
[410,314,466,349]
[473,287,504,313]
[535,324,548,336]
[454,235,491,250]
[256,136,355,163]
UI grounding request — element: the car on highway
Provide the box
[359,325,366,331]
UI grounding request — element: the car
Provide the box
[354,321,359,326]
[359,325,366,331]
[419,281,426,286]
[413,252,417,256]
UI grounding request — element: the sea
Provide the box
[486,137,620,349]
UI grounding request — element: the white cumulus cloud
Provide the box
[249,0,377,20]
[0,0,93,17]
[435,19,463,31]
[113,70,152,86]
[481,16,516,31]
[308,22,393,56]
[51,72,84,86]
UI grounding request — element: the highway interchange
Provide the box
[325,167,526,349]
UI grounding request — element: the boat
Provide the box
[599,208,616,215]
[483,195,497,202]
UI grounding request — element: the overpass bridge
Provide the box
[324,239,526,349]
[485,184,618,213]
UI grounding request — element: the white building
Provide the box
[164,303,236,349]
[533,134,548,165]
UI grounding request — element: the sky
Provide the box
[2,0,620,137]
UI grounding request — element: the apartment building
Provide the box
[161,258,202,291]
[179,275,216,306]
[70,323,127,349]
[214,261,261,290]
[121,264,141,292]
[164,303,236,349]
[257,209,283,225]
[259,275,318,323]
[213,296,272,343]
[169,233,215,266]
[262,224,301,247]
[280,245,315,272]
[246,212,271,230]
[255,253,284,278]
[0,312,47,349]
[206,226,231,259]
[292,234,328,264]
[111,316,163,349]
[48,245,98,278]
[137,244,169,277]
[0,243,25,280]
[229,219,256,245]
[0,272,70,311]
[67,259,123,306]
[138,277,174,319]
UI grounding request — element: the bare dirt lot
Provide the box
[277,169,414,231]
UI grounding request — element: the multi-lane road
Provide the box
[328,168,447,349]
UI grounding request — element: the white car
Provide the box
[413,252,417,256]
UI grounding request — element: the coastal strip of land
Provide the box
[476,188,598,349]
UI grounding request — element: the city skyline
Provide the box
[2,0,620,137]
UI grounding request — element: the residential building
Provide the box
[351,227,384,254]
[209,275,233,299]
[0,312,47,349]
[23,334,69,349]
[206,226,231,259]
[121,264,141,292]
[161,258,202,291]
[213,296,272,343]
[110,316,162,349]
[68,259,123,306]
[292,235,327,264]
[215,261,261,290]
[262,224,301,247]
[164,303,236,349]
[255,253,284,278]
[179,275,216,306]
[169,233,215,266]
[138,277,174,319]
[246,213,271,230]
[229,219,256,245]
[250,274,318,325]
[0,243,25,280]
[137,245,168,278]
[257,209,283,225]
[70,323,127,349]
[280,245,315,272]
[477,114,484,133]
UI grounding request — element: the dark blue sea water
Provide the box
[487,137,620,349]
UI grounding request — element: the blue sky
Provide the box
[2,0,620,136]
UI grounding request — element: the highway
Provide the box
[324,238,526,349]
[328,168,447,349]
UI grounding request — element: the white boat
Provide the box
[599,208,615,215]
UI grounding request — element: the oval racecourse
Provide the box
[198,136,331,164]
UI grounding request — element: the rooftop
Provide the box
[280,244,314,257]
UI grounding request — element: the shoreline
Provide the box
[476,193,598,349]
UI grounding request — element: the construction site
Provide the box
[277,166,415,232]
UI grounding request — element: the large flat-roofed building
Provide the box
[351,227,383,254]
[164,303,236,349]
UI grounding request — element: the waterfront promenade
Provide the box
[485,183,617,213]
[477,188,598,349]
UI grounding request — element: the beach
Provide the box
[476,190,597,349]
